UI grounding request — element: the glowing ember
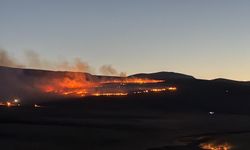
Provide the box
[132,87,177,94]
[100,78,164,84]
[200,143,232,150]
[151,88,167,92]
[168,87,177,91]
[92,92,128,96]
[150,87,177,92]
[6,102,11,107]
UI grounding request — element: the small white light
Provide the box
[34,104,42,108]
[14,99,19,103]
[209,112,215,115]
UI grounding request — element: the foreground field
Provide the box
[0,102,250,150]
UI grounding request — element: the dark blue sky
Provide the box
[1,0,250,80]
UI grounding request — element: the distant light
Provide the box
[34,104,42,108]
[7,102,11,107]
[14,99,19,103]
[168,87,177,91]
[209,112,215,115]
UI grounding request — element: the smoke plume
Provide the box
[99,65,126,77]
[57,58,93,73]
[0,49,125,76]
[0,49,94,73]
[0,49,24,68]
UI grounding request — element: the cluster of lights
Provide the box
[0,99,44,109]
[133,90,149,94]
[0,98,21,107]
[133,87,177,94]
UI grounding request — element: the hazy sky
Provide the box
[1,0,250,80]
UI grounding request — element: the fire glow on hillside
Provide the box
[100,78,164,84]
[36,73,176,97]
[200,142,232,150]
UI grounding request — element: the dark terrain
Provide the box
[0,66,250,150]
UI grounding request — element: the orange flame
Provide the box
[38,73,99,97]
[200,143,232,150]
[37,73,171,97]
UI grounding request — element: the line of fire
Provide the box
[38,76,177,97]
[200,142,232,150]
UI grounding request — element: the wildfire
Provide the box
[38,73,99,97]
[37,72,176,97]
[100,78,164,84]
[200,143,232,150]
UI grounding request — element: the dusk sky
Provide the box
[1,0,250,80]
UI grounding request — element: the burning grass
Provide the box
[35,73,175,97]
[200,142,232,150]
[100,78,164,84]
[38,73,99,97]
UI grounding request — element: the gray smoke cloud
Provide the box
[99,65,118,75]
[24,50,94,73]
[99,65,127,77]
[57,58,93,73]
[24,50,45,68]
[0,49,94,73]
[0,49,125,76]
[0,49,24,68]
